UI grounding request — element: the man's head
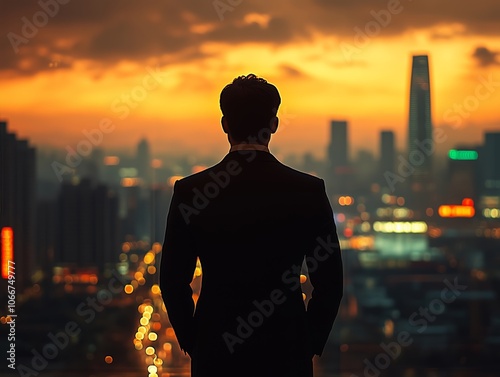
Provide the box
[220,73,281,145]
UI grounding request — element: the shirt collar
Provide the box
[229,143,270,153]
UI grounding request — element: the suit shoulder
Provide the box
[171,161,222,190]
[278,163,325,186]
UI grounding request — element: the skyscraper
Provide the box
[56,179,119,273]
[328,120,348,171]
[80,147,104,185]
[327,120,350,195]
[481,132,500,196]
[0,120,36,289]
[408,55,433,182]
[136,138,152,185]
[379,130,395,176]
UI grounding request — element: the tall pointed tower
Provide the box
[408,54,432,183]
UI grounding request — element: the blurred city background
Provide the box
[1,1,500,377]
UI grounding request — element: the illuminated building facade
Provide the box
[446,146,480,204]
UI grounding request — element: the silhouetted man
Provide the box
[160,74,343,377]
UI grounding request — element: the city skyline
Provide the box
[1,1,499,158]
[26,122,497,185]
[1,50,495,162]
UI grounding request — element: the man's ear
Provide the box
[270,116,279,134]
[221,116,229,134]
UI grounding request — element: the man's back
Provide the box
[160,149,343,377]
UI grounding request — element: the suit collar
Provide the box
[229,144,269,153]
[221,150,280,164]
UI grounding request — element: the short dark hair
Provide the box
[220,73,281,142]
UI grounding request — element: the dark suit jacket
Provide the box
[159,150,343,377]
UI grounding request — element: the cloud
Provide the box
[472,46,499,67]
[1,0,500,77]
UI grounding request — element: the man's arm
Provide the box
[305,179,343,356]
[159,180,198,355]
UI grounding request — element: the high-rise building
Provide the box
[408,55,433,182]
[0,120,36,289]
[326,120,351,195]
[55,178,119,273]
[380,130,395,176]
[480,132,500,196]
[137,138,152,185]
[103,155,121,188]
[328,120,348,170]
[80,147,104,185]
[36,199,56,277]
[446,146,480,203]
[119,181,151,242]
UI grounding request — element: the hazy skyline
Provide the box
[1,0,499,159]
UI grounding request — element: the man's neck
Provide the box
[229,143,270,153]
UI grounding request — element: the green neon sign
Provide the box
[449,149,478,160]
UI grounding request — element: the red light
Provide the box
[1,227,14,279]
[343,228,353,238]
[462,198,474,207]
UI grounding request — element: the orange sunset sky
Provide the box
[1,0,499,161]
